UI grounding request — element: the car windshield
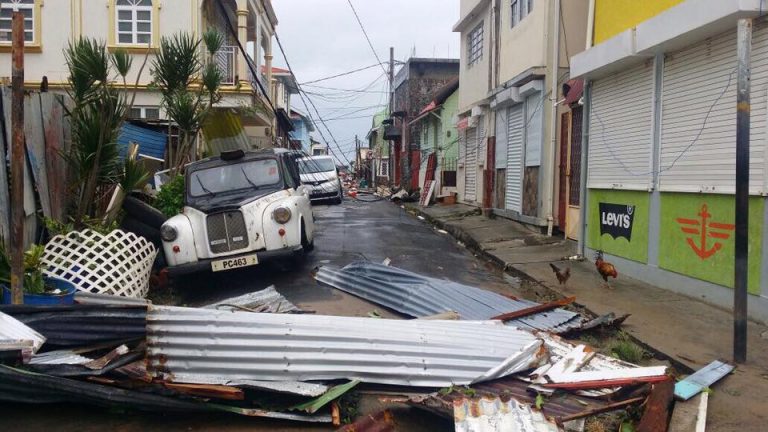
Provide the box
[298,158,336,174]
[188,159,281,197]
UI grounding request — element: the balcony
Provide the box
[215,45,237,86]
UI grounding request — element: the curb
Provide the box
[403,202,695,375]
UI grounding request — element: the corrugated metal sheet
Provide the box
[118,123,167,161]
[315,261,583,333]
[74,291,151,306]
[506,103,524,212]
[28,350,91,365]
[0,304,147,347]
[0,311,46,355]
[588,61,654,190]
[146,305,544,387]
[203,285,300,313]
[453,397,560,432]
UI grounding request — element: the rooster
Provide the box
[549,263,571,286]
[595,251,618,289]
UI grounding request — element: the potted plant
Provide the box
[0,243,77,305]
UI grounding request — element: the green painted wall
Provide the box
[587,189,650,263]
[441,89,459,161]
[659,193,764,294]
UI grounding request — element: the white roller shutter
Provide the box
[588,61,654,190]
[525,92,543,167]
[505,103,524,212]
[660,27,765,194]
[478,115,486,168]
[465,126,478,202]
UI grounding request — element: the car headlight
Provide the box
[273,207,292,224]
[160,224,178,242]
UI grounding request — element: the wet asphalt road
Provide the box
[0,198,521,432]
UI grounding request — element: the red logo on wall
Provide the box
[676,204,735,260]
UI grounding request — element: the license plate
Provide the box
[211,254,258,272]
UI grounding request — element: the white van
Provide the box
[298,156,343,205]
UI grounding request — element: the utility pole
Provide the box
[10,12,25,305]
[734,18,751,364]
[355,134,360,176]
[388,47,394,183]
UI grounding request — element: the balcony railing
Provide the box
[215,46,237,85]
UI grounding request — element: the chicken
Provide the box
[595,251,618,289]
[549,263,571,286]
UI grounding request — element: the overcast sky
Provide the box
[271,0,460,164]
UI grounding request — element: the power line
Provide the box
[273,32,353,167]
[303,83,391,94]
[299,63,381,85]
[346,0,389,77]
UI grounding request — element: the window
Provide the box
[129,106,160,120]
[510,0,519,28]
[116,0,153,45]
[511,0,533,28]
[467,22,483,67]
[0,0,34,43]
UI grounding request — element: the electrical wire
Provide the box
[299,63,382,85]
[346,0,390,77]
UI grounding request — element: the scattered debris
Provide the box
[637,378,675,432]
[381,257,392,266]
[669,392,708,432]
[337,409,395,432]
[203,285,301,314]
[674,360,734,401]
[0,311,46,359]
[418,311,461,320]
[437,229,449,234]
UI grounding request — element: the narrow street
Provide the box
[0,199,523,432]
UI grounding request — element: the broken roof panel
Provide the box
[203,285,300,314]
[0,311,45,355]
[453,397,560,432]
[146,306,545,387]
[315,261,584,332]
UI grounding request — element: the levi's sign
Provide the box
[599,203,635,241]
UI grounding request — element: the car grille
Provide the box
[206,211,249,254]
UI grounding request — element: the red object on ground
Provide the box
[541,375,670,390]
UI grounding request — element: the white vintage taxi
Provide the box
[160,149,315,276]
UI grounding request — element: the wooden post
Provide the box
[734,18,751,364]
[10,11,25,305]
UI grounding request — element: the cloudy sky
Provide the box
[271,0,460,164]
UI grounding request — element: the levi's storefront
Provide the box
[583,23,768,319]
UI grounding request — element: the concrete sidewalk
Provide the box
[406,202,768,432]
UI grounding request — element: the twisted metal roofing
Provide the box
[315,261,584,332]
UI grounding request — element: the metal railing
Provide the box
[215,46,237,85]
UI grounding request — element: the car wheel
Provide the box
[332,190,343,205]
[301,223,314,253]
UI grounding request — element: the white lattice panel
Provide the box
[41,229,157,299]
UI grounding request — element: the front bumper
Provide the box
[309,190,341,201]
[166,245,304,277]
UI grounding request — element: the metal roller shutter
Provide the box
[465,126,478,202]
[588,61,654,190]
[505,104,524,212]
[660,26,766,194]
[525,92,543,167]
[495,109,508,169]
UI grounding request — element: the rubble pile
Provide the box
[0,268,729,430]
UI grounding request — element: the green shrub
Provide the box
[155,175,185,217]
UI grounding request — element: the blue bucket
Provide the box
[1,277,77,305]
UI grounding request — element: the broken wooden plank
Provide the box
[24,93,51,219]
[542,375,670,390]
[40,92,66,221]
[491,296,576,321]
[547,366,668,384]
[674,360,733,401]
[544,345,595,382]
[162,382,245,401]
[637,378,675,432]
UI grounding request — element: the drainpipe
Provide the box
[544,0,561,236]
[586,0,595,50]
[577,81,591,257]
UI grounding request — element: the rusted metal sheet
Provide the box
[637,379,675,432]
[453,396,560,432]
[315,262,584,333]
[0,92,8,247]
[146,306,545,387]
